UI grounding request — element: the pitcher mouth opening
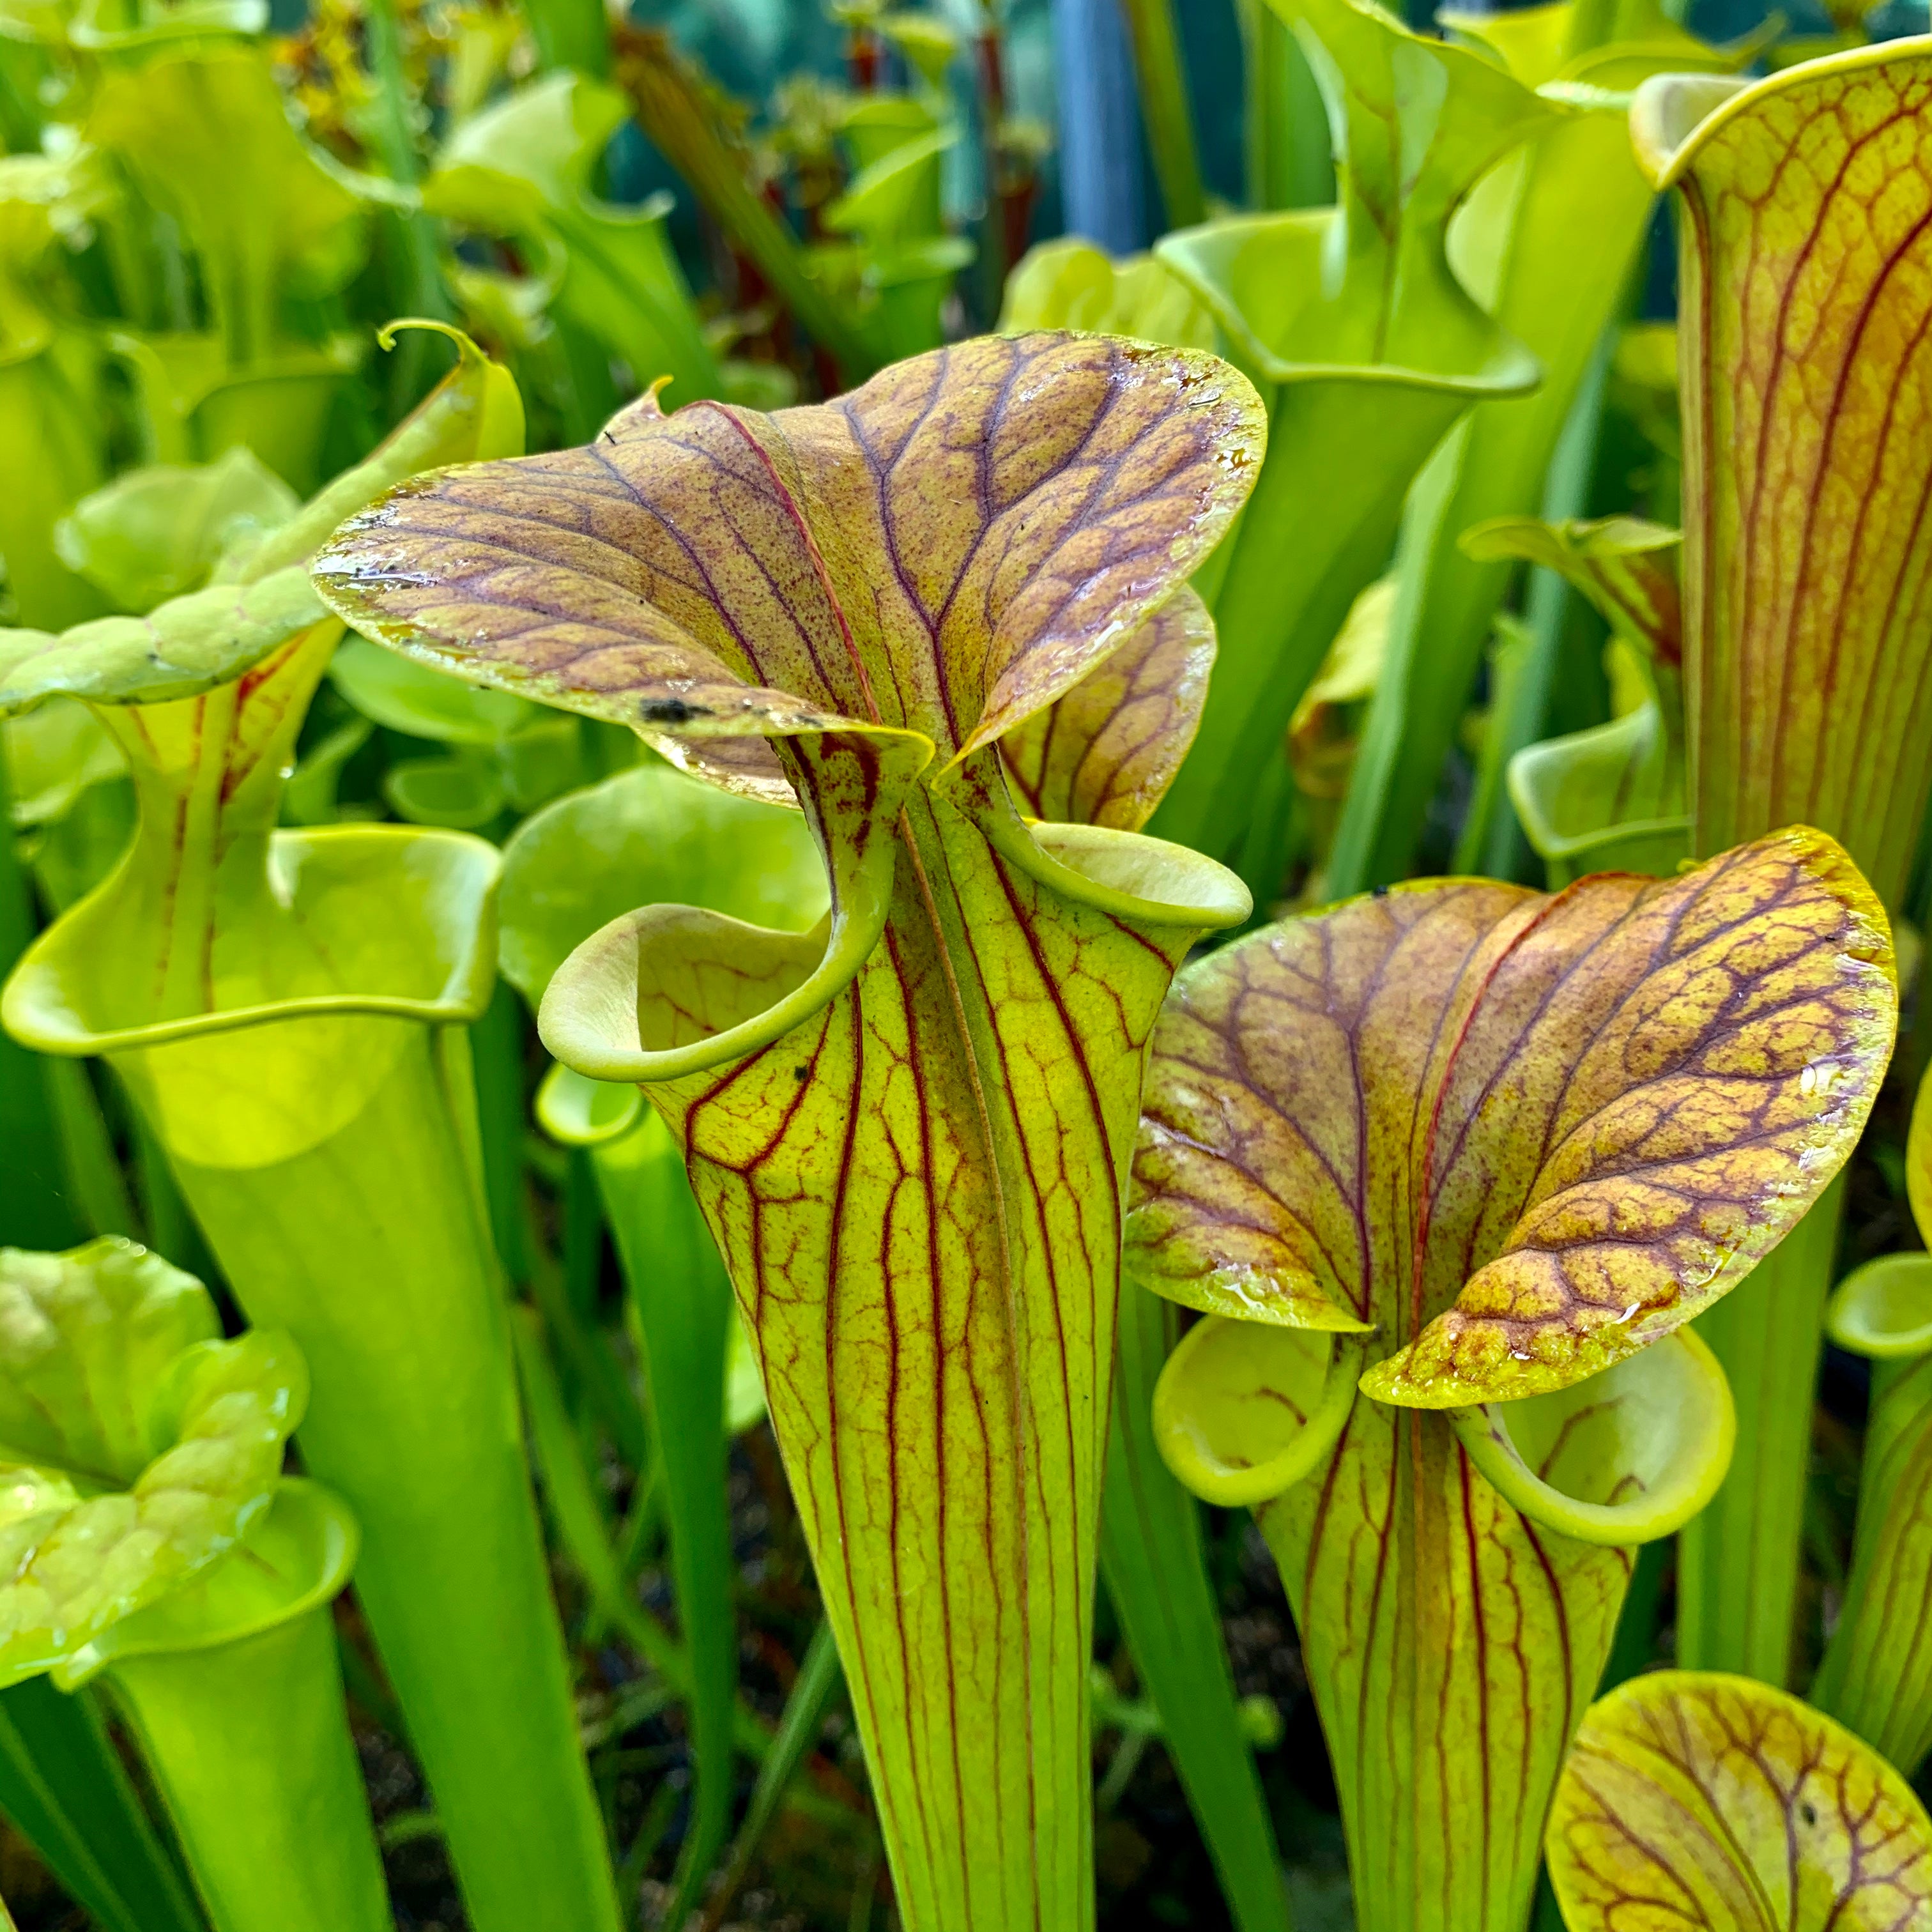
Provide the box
[3,824,501,1057]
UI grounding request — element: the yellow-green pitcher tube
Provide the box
[125,1020,618,1932]
[104,1606,385,1932]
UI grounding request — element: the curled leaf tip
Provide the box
[1133,826,1895,1406]
[1153,1317,1364,1507]
[1446,1327,1735,1544]
[310,330,1264,789]
[0,1241,309,1686]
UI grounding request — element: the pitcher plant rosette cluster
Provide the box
[12,0,1932,1917]
[0,326,625,1932]
[308,328,1264,1931]
[1125,826,1897,1931]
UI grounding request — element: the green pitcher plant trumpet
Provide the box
[1127,826,1896,1932]
[0,1238,386,1932]
[1809,1057,1932,1775]
[1142,0,1562,871]
[309,329,1262,1931]
[1326,0,1735,896]
[0,326,624,1932]
[1546,1670,1932,1927]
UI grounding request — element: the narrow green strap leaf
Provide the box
[597,1110,737,1929]
[1117,0,1208,229]
[0,1677,206,1932]
[1100,1286,1291,1932]
[1549,1671,1932,1927]
[703,1619,845,1928]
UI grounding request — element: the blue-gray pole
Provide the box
[1050,0,1148,254]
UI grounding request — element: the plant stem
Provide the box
[105,1609,387,1932]
[610,29,880,385]
[1116,0,1206,230]
[0,1679,204,1932]
[527,1223,650,1474]
[1676,1174,1846,1685]
[1100,1286,1290,1932]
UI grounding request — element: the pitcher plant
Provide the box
[1,327,624,1932]
[1127,826,1896,1932]
[310,329,1261,1931]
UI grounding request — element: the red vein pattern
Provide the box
[89,622,341,1029]
[1549,1670,1932,1929]
[640,773,1201,1929]
[309,332,1264,1930]
[1673,48,1932,904]
[999,585,1214,831]
[1130,828,1894,1403]
[1126,828,1894,1932]
[1260,1400,1630,1932]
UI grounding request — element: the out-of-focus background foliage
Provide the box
[6,0,1932,1926]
